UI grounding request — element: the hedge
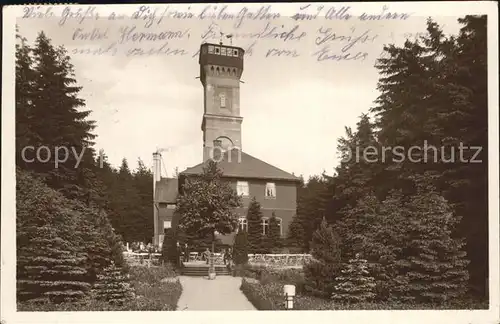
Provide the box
[239,270,488,310]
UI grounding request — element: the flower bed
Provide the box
[18,265,182,311]
[241,279,285,310]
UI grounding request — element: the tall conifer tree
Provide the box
[246,197,265,254]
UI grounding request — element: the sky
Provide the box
[16,4,463,180]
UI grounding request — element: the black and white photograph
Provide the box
[1,2,499,323]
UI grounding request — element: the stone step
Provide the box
[181,267,231,276]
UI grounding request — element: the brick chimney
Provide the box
[153,151,161,194]
[152,151,162,246]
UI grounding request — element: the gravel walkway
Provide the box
[176,276,256,311]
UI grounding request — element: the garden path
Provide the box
[176,276,256,310]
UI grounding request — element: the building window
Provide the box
[220,92,226,108]
[163,221,171,229]
[208,45,214,54]
[166,204,175,209]
[221,47,227,55]
[262,217,269,235]
[233,49,239,57]
[238,217,248,232]
[236,181,249,197]
[265,183,276,198]
[215,47,220,54]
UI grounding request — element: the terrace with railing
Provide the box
[123,250,313,269]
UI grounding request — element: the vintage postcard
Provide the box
[1,2,499,324]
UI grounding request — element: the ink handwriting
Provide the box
[201,22,306,43]
[315,27,378,52]
[59,6,100,26]
[312,45,369,62]
[198,5,280,28]
[118,26,190,44]
[22,6,54,19]
[19,4,415,63]
[358,6,412,21]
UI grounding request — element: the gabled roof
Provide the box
[180,149,300,182]
[155,178,178,203]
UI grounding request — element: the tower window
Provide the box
[236,181,249,197]
[265,183,276,198]
[208,45,214,54]
[221,47,227,55]
[215,47,220,54]
[220,92,226,108]
[233,49,239,57]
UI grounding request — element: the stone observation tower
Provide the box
[198,42,245,160]
[153,39,300,248]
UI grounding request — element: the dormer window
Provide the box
[220,92,226,108]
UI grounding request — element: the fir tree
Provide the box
[111,159,143,242]
[15,30,106,208]
[246,197,265,254]
[337,191,408,301]
[330,114,383,225]
[26,32,96,201]
[132,159,154,243]
[233,231,249,265]
[286,214,305,252]
[371,16,488,296]
[304,218,342,298]
[15,27,37,167]
[266,212,283,252]
[162,228,178,266]
[16,169,91,303]
[398,174,470,303]
[92,261,134,305]
[295,175,332,251]
[331,253,376,303]
[431,16,488,296]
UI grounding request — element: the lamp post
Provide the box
[283,285,295,310]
